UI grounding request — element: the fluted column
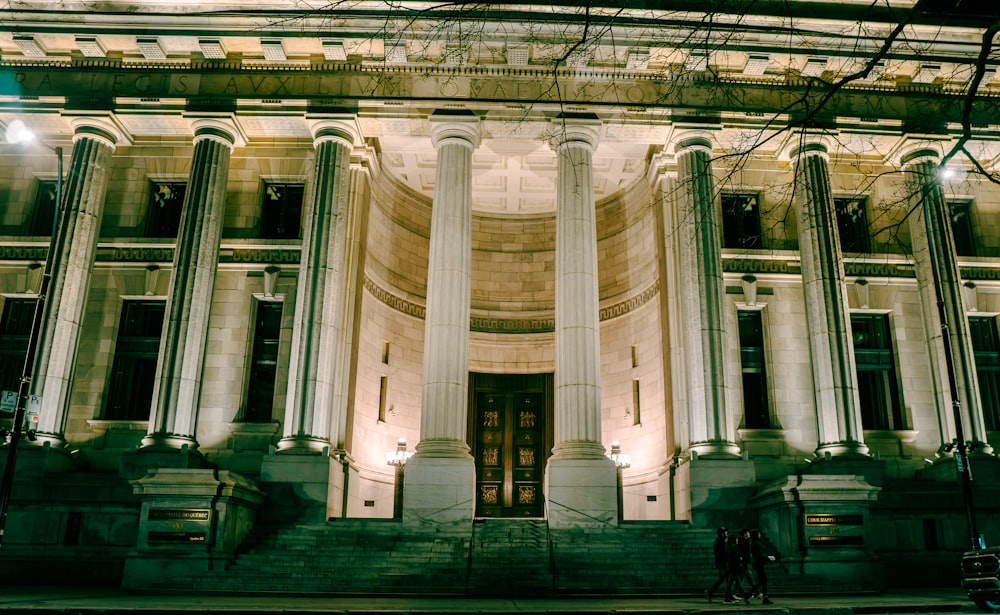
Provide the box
[402,112,479,524]
[791,141,868,458]
[674,133,739,458]
[278,120,359,454]
[141,120,236,451]
[545,116,617,528]
[903,147,993,455]
[551,120,605,459]
[33,119,120,447]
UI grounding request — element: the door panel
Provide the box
[471,374,551,518]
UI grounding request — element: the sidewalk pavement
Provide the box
[0,586,980,614]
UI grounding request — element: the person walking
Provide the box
[738,528,755,594]
[705,527,728,601]
[723,534,749,605]
[748,528,776,605]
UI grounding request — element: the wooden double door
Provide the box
[469,373,553,518]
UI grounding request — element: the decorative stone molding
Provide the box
[363,275,659,333]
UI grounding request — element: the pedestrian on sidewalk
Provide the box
[705,527,728,602]
[748,528,776,605]
[723,534,749,605]
[738,528,755,592]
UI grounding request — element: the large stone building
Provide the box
[0,0,997,593]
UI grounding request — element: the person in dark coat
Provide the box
[748,528,776,605]
[723,534,749,605]
[738,528,755,592]
[705,527,728,601]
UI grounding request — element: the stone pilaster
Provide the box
[673,133,739,458]
[545,116,617,528]
[790,141,868,458]
[140,119,237,455]
[902,146,993,456]
[277,120,359,454]
[402,112,479,525]
[33,118,120,447]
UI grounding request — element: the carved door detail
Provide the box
[471,373,551,518]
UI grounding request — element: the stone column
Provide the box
[902,146,992,455]
[790,141,868,458]
[402,112,479,524]
[33,119,120,448]
[673,133,740,458]
[262,118,361,523]
[140,119,237,456]
[545,116,617,528]
[277,120,359,453]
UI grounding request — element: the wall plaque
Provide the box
[148,509,211,521]
[808,535,864,546]
[147,531,207,543]
[805,514,863,526]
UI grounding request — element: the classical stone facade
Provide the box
[0,0,998,592]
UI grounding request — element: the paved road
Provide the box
[0,586,982,614]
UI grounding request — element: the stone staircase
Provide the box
[160,518,857,596]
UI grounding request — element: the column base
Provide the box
[402,454,475,526]
[1,441,81,476]
[805,453,887,487]
[259,451,338,524]
[544,455,618,528]
[674,455,756,528]
[120,444,210,480]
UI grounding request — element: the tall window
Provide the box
[834,197,871,253]
[0,299,36,399]
[852,313,904,430]
[948,199,977,258]
[738,310,771,428]
[969,315,1000,431]
[104,301,165,421]
[243,301,282,423]
[28,180,58,237]
[259,182,304,240]
[721,193,762,249]
[144,181,187,238]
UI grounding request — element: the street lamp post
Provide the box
[0,120,63,548]
[609,441,631,522]
[386,438,413,519]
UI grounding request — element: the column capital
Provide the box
[780,133,836,163]
[308,116,362,148]
[429,112,481,150]
[887,137,946,169]
[548,115,601,151]
[671,130,715,156]
[67,115,130,149]
[188,116,244,150]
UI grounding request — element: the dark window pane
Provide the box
[970,315,1000,431]
[949,199,977,258]
[737,310,770,429]
[28,180,58,237]
[721,193,762,249]
[835,197,871,253]
[243,301,282,423]
[259,183,304,240]
[852,313,903,430]
[0,299,37,398]
[104,301,165,421]
[144,181,187,238]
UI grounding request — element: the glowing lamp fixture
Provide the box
[386,438,413,467]
[609,441,631,469]
[5,120,35,144]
